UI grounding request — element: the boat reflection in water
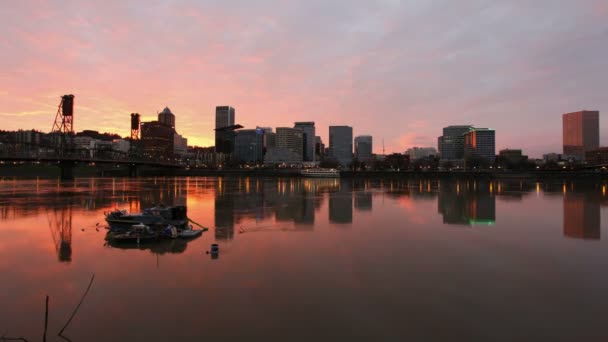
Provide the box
[105,231,200,255]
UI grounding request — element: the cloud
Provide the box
[0,0,606,157]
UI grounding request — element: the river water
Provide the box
[0,177,607,341]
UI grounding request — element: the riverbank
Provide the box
[2,163,607,180]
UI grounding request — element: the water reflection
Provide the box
[563,192,601,240]
[1,177,607,252]
[2,176,608,341]
[106,237,192,254]
[329,180,353,224]
[47,206,73,262]
[438,180,496,226]
[214,177,341,238]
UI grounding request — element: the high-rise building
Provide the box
[439,125,473,161]
[234,128,264,163]
[215,106,235,154]
[315,136,324,158]
[464,128,496,163]
[354,135,373,162]
[276,127,303,159]
[141,121,174,159]
[158,107,176,129]
[563,110,599,160]
[294,122,316,162]
[329,126,353,167]
[264,127,303,164]
[141,106,187,160]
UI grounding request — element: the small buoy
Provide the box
[205,251,209,254]
[81,228,85,231]
[96,222,99,226]
[210,244,219,254]
[95,228,99,232]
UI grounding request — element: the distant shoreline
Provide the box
[1,164,607,180]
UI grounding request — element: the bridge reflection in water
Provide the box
[47,206,72,262]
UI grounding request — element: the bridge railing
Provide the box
[0,148,183,166]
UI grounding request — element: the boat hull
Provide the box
[301,173,340,178]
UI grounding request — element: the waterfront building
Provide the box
[315,136,324,159]
[215,106,236,154]
[585,147,608,166]
[13,130,42,146]
[464,128,496,164]
[294,122,316,162]
[265,132,276,150]
[140,107,189,160]
[563,110,599,160]
[438,125,473,161]
[74,136,93,150]
[112,139,130,154]
[405,147,438,160]
[543,153,562,163]
[173,133,188,157]
[498,149,527,164]
[354,135,373,162]
[235,128,264,163]
[329,126,353,167]
[256,127,274,152]
[141,120,174,159]
[264,127,303,165]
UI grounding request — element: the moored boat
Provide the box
[178,225,207,238]
[301,168,340,178]
[105,205,189,232]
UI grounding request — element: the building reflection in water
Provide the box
[139,177,187,209]
[354,191,372,211]
[563,192,601,240]
[438,180,496,226]
[329,179,353,224]
[213,177,339,240]
[214,178,235,240]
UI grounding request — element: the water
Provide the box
[1,177,607,341]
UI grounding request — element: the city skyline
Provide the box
[1,1,607,157]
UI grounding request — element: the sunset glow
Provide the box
[1,1,607,156]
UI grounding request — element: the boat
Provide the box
[301,168,340,178]
[178,225,207,238]
[105,205,189,232]
[106,223,159,243]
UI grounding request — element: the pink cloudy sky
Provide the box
[1,0,607,157]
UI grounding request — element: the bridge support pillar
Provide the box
[58,161,75,180]
[128,164,139,177]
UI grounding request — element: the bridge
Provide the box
[0,94,184,179]
[0,151,183,179]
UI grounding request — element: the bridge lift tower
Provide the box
[131,113,141,140]
[51,94,75,153]
[129,113,141,158]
